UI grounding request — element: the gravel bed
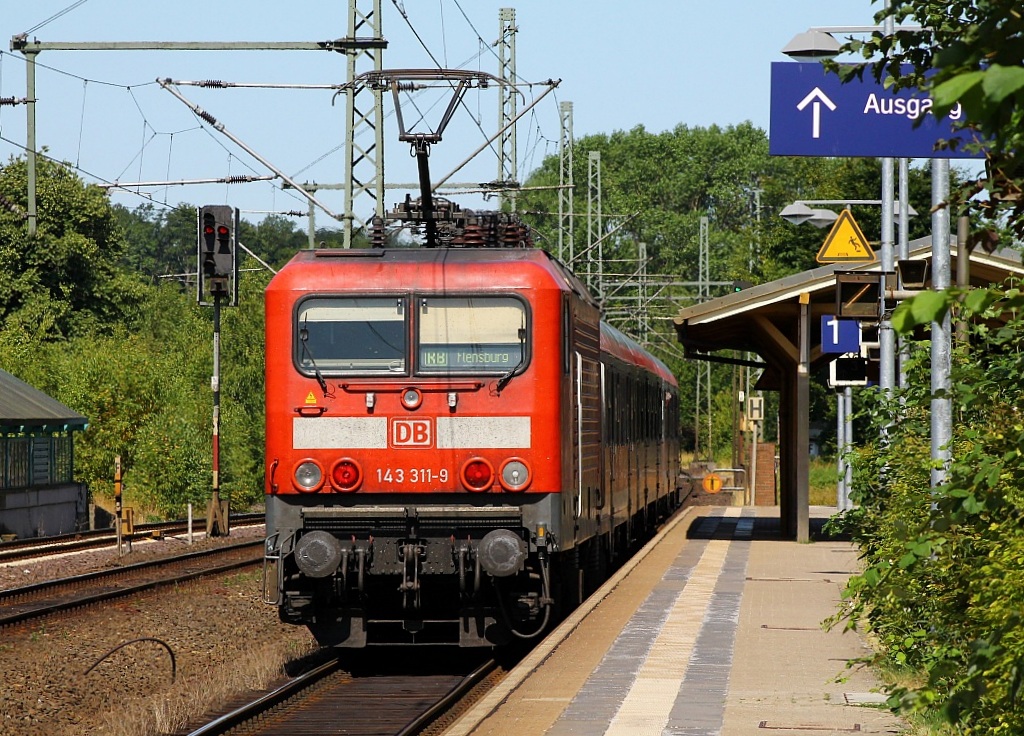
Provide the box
[0,526,317,736]
[0,492,717,736]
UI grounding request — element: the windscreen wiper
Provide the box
[299,324,329,397]
[495,328,527,394]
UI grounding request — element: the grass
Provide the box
[97,638,317,736]
[809,458,842,506]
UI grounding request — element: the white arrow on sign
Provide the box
[796,87,837,139]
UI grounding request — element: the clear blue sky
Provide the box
[0,0,881,225]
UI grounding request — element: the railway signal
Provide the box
[196,205,239,307]
[196,204,238,537]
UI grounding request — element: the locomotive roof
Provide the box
[268,246,598,307]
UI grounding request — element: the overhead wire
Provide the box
[22,0,93,36]
[6,4,559,219]
[0,131,175,211]
[0,49,156,90]
[75,79,87,168]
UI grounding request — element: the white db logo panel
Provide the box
[390,418,433,448]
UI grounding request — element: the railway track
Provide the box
[0,539,263,628]
[0,513,264,564]
[180,654,503,736]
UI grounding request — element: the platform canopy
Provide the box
[673,239,1024,541]
[0,369,88,435]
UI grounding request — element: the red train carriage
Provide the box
[262,246,681,647]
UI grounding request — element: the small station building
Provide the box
[0,369,88,539]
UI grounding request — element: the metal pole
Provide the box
[208,293,226,536]
[931,159,951,488]
[836,391,845,507]
[749,419,758,506]
[897,158,910,389]
[25,50,37,237]
[307,198,316,249]
[497,7,517,212]
[844,386,853,509]
[114,455,123,557]
[879,4,896,403]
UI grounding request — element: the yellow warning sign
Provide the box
[816,210,876,264]
[702,473,723,494]
[305,392,317,405]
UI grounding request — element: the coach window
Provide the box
[295,297,407,374]
[417,297,527,374]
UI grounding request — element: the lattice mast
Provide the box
[343,0,386,248]
[497,8,518,212]
[558,101,574,263]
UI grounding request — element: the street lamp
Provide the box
[781,25,922,62]
[781,199,917,228]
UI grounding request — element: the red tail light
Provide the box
[460,458,495,492]
[331,458,363,492]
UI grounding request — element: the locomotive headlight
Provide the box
[293,460,324,492]
[499,458,531,492]
[401,387,422,410]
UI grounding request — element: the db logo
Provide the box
[390,418,433,448]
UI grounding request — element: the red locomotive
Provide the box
[262,216,682,647]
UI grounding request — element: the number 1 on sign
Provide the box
[827,316,840,345]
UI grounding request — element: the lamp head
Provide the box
[781,29,841,61]
[780,202,815,225]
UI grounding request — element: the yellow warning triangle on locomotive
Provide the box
[816,210,877,264]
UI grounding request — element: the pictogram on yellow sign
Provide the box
[816,209,876,264]
[305,392,317,405]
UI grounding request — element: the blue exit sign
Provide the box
[770,62,986,159]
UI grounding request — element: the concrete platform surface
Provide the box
[445,505,905,736]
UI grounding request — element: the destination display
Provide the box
[419,344,522,370]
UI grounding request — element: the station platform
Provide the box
[446,505,906,736]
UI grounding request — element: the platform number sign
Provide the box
[821,315,861,354]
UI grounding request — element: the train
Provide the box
[261,210,683,647]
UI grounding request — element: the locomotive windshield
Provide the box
[295,297,406,374]
[417,297,527,374]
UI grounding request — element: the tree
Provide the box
[840,0,1024,241]
[0,156,146,339]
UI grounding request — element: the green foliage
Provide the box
[0,156,146,338]
[518,124,936,457]
[0,156,278,519]
[839,0,1024,241]
[835,286,1024,733]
